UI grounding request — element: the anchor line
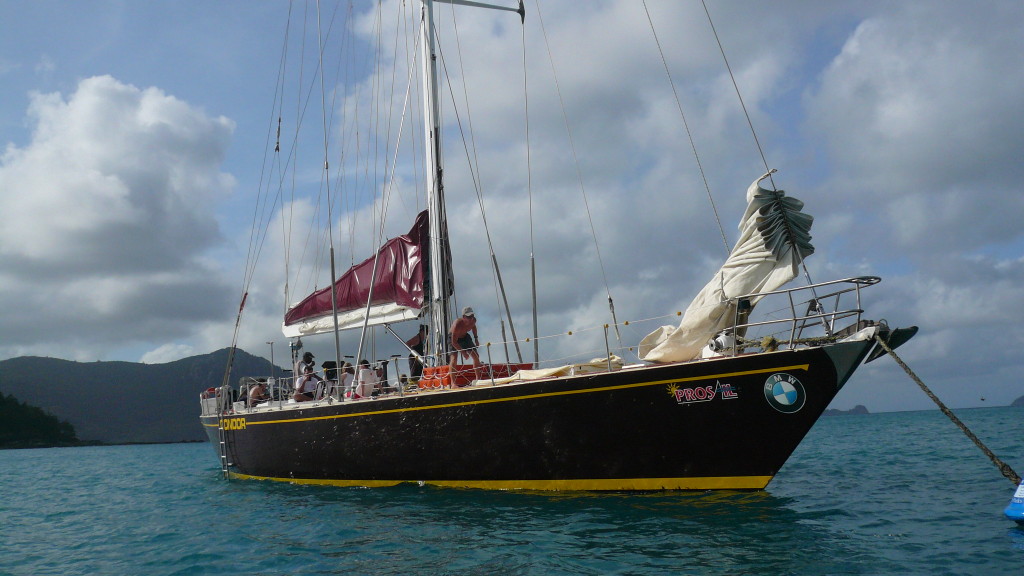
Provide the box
[874,335,1020,485]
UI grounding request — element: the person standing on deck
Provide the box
[406,324,427,382]
[449,307,481,384]
[293,351,321,401]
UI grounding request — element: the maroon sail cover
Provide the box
[284,211,428,329]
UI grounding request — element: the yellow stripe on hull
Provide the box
[227,473,774,491]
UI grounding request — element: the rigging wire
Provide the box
[346,0,384,267]
[532,0,623,352]
[369,1,384,235]
[641,0,729,257]
[442,4,506,355]
[308,1,349,302]
[446,2,522,363]
[274,1,350,312]
[265,2,335,316]
[520,1,539,366]
[226,0,418,375]
[284,1,307,312]
[432,7,524,363]
[346,3,370,266]
[379,0,405,228]
[248,3,306,317]
[292,3,328,304]
[315,0,346,372]
[700,0,774,192]
[353,2,422,228]
[701,0,824,326]
[355,31,420,369]
[222,2,300,387]
[404,3,425,218]
[292,2,324,305]
[272,3,295,313]
[325,0,362,265]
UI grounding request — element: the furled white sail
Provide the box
[639,176,814,363]
[282,303,422,338]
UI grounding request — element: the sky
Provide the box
[1,0,1022,413]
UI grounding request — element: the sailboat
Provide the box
[200,0,916,490]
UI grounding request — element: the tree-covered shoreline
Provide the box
[0,392,80,449]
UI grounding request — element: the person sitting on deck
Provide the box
[321,360,339,398]
[339,361,355,398]
[351,359,377,399]
[247,380,269,407]
[293,351,322,402]
[448,306,481,384]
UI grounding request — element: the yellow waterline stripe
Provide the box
[228,473,775,491]
[204,363,809,428]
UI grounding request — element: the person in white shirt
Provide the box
[293,351,322,402]
[338,362,355,399]
[352,359,378,399]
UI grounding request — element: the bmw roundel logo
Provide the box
[764,373,806,414]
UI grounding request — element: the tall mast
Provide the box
[420,0,451,362]
[418,0,524,363]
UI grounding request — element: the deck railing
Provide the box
[716,275,881,356]
[203,276,884,417]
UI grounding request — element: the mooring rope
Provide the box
[874,335,1020,485]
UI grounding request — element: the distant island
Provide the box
[823,404,869,416]
[1013,395,1024,407]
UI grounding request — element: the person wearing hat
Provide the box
[448,306,481,384]
[293,351,322,402]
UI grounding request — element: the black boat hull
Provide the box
[201,341,872,490]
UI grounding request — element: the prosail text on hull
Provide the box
[200,0,915,491]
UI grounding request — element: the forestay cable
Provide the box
[700,0,824,321]
[700,0,774,191]
[642,0,729,256]
[533,0,622,351]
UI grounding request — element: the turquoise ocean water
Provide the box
[1,407,1022,575]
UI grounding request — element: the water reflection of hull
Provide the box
[201,340,872,490]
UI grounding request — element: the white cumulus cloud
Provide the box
[0,75,237,360]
